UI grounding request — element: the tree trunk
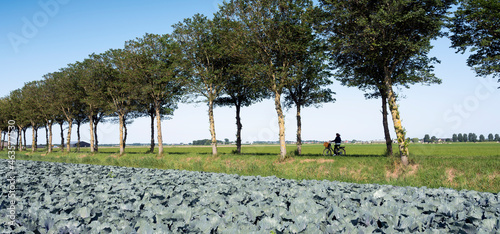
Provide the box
[16,127,18,151]
[18,126,24,151]
[76,122,81,152]
[31,124,36,152]
[44,125,48,152]
[35,127,38,151]
[16,127,19,151]
[89,114,94,153]
[385,80,409,166]
[66,119,73,153]
[381,92,393,157]
[156,106,164,156]
[235,103,242,154]
[123,120,127,150]
[119,113,125,156]
[150,109,155,154]
[94,123,99,152]
[296,104,302,155]
[59,122,64,151]
[0,130,4,151]
[273,89,287,160]
[8,129,11,149]
[93,115,100,152]
[47,121,53,153]
[23,127,27,151]
[1,131,6,151]
[208,99,218,156]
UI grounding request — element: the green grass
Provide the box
[1,142,499,193]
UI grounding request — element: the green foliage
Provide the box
[448,0,500,80]
[316,0,452,91]
[125,33,185,119]
[220,0,317,158]
[172,14,227,100]
[107,171,116,178]
[172,13,233,155]
[423,134,430,143]
[479,134,485,142]
[488,133,494,141]
[0,97,9,132]
[315,0,454,162]
[221,0,316,93]
[192,139,223,145]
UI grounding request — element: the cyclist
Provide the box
[330,133,342,154]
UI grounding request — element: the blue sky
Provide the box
[1,0,499,145]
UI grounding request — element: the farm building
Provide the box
[71,141,90,147]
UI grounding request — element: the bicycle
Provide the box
[323,142,346,156]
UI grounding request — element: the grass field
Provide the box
[1,142,499,193]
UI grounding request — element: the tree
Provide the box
[488,133,494,141]
[317,0,454,165]
[479,134,485,142]
[210,14,269,155]
[8,89,27,151]
[283,35,335,155]
[46,68,83,153]
[495,134,500,141]
[463,133,468,142]
[125,33,186,156]
[431,136,437,143]
[37,77,58,153]
[424,134,431,143]
[448,0,500,82]
[458,133,463,142]
[469,133,477,142]
[76,56,110,153]
[214,68,267,154]
[452,134,458,142]
[64,64,90,153]
[173,14,229,156]
[0,97,11,151]
[21,81,46,152]
[0,98,16,151]
[424,134,430,143]
[220,0,316,159]
[96,49,141,156]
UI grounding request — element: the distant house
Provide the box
[71,141,90,147]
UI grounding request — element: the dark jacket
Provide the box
[334,136,341,144]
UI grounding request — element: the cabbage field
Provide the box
[1,159,499,233]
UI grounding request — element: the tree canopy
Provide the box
[316,0,454,165]
[220,0,317,159]
[449,0,500,81]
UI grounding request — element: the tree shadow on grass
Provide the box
[223,152,387,158]
[96,150,387,158]
[294,153,386,158]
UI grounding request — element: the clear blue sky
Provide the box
[1,0,499,145]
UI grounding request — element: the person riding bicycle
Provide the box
[330,133,342,154]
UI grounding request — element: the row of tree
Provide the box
[422,133,500,143]
[1,0,498,165]
[452,133,500,143]
[0,1,335,158]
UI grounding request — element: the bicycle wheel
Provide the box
[323,148,333,156]
[338,148,346,156]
